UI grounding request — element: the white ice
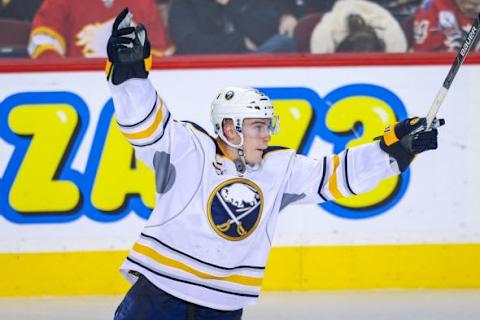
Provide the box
[1,289,479,320]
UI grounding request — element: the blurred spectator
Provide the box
[275,1,336,53]
[370,0,422,22]
[277,0,336,19]
[0,0,43,57]
[275,0,337,38]
[156,0,170,24]
[336,14,387,52]
[0,19,32,57]
[413,0,480,52]
[370,0,422,49]
[28,0,172,59]
[310,0,408,53]
[168,0,296,54]
[292,13,323,52]
[0,0,42,21]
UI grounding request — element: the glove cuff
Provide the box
[379,138,414,172]
[106,55,152,85]
[382,124,399,146]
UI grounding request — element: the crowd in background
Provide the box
[0,0,479,59]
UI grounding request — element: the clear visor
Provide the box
[245,115,280,136]
[225,116,280,137]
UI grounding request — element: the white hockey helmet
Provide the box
[210,86,279,148]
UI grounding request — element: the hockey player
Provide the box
[413,0,480,52]
[107,8,444,320]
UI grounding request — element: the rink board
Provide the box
[2,244,480,296]
[1,56,480,296]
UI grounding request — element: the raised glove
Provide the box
[106,7,151,85]
[378,117,445,172]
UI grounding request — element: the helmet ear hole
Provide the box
[220,119,232,135]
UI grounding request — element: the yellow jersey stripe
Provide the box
[31,26,67,52]
[133,243,262,286]
[150,49,163,57]
[31,44,63,59]
[151,45,176,57]
[328,155,343,199]
[122,99,164,140]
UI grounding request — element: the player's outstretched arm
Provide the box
[378,117,445,172]
[281,117,444,206]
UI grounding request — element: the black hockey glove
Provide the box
[106,7,151,85]
[378,117,445,172]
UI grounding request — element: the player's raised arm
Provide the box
[105,7,160,126]
[106,8,151,85]
[105,9,185,168]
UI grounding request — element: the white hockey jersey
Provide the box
[109,79,399,311]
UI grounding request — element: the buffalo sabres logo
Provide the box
[207,179,263,241]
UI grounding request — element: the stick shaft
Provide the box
[426,13,480,129]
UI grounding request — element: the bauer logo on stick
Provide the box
[460,26,478,57]
[207,178,263,241]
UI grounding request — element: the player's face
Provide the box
[242,118,272,165]
[456,0,480,18]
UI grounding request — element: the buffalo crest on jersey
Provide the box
[207,178,264,241]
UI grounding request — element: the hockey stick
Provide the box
[425,12,480,129]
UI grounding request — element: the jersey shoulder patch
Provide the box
[181,120,210,136]
[181,120,224,156]
[262,146,291,158]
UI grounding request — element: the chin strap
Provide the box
[218,131,247,175]
[218,130,244,149]
[234,148,246,175]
